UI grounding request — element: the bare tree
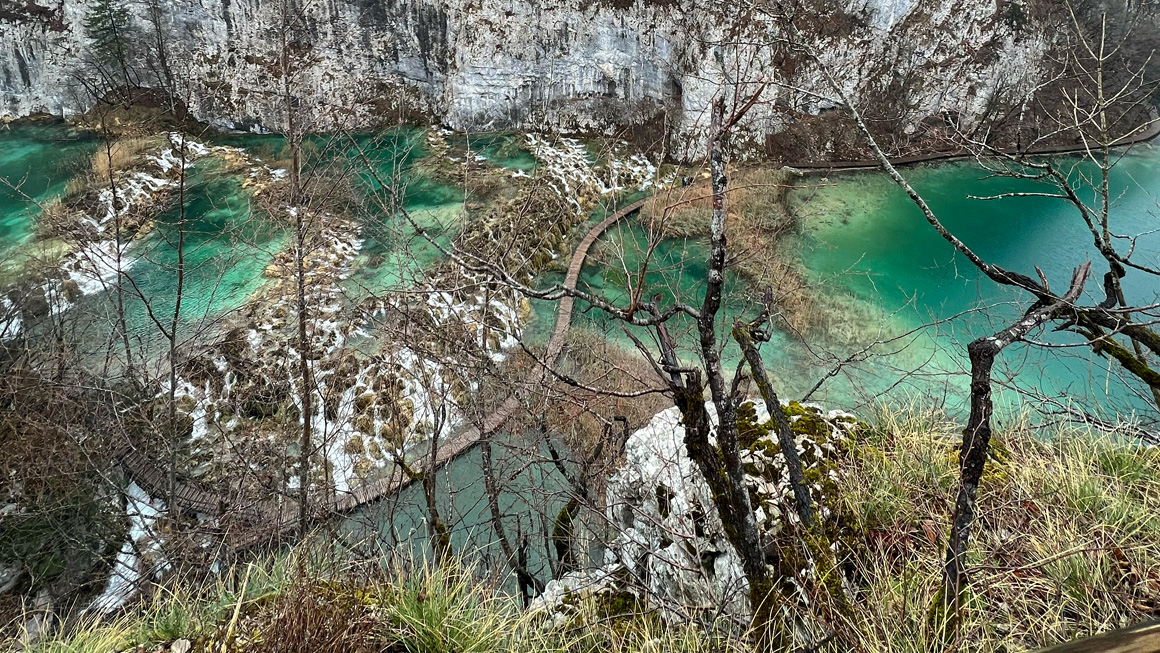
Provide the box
[371,88,833,644]
[807,3,1160,628]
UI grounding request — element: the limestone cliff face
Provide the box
[1,0,1055,159]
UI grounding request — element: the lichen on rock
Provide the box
[536,399,866,625]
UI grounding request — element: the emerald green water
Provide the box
[342,439,568,581]
[344,130,532,298]
[0,123,96,283]
[536,148,1160,421]
[346,129,464,294]
[791,147,1160,417]
[1,124,465,361]
[115,165,286,357]
[444,131,537,171]
[528,217,754,350]
[6,121,1158,420]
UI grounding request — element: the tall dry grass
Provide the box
[830,404,1160,653]
[641,167,796,241]
[15,550,743,653]
[12,406,1158,653]
[90,137,153,181]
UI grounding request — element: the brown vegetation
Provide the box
[640,167,824,336]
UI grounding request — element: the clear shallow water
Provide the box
[34,149,291,362]
[341,129,464,296]
[342,438,568,584]
[111,165,287,358]
[791,146,1160,418]
[444,131,538,171]
[526,215,757,356]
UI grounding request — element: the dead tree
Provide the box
[944,264,1090,605]
[732,301,814,528]
[387,92,793,639]
[267,0,320,537]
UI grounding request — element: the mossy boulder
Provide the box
[737,400,867,532]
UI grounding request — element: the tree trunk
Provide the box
[942,336,998,603]
[167,135,187,514]
[424,401,452,564]
[942,264,1090,607]
[294,207,312,536]
[280,0,313,538]
[674,98,772,641]
[733,319,814,528]
[481,435,542,599]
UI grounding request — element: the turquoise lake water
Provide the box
[792,147,1160,419]
[541,148,1160,423]
[3,122,1158,420]
[6,122,1159,580]
[0,123,95,283]
[110,165,287,358]
[0,124,467,359]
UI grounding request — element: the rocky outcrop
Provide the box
[533,399,866,624]
[2,0,1063,159]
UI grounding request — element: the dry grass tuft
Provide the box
[63,176,89,200]
[90,137,152,181]
[12,404,1158,653]
[641,167,796,240]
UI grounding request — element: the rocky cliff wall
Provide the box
[1,0,1058,159]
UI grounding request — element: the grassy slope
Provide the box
[12,406,1159,653]
[836,406,1160,652]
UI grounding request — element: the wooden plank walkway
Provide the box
[334,196,651,514]
[783,115,1160,170]
[119,449,226,518]
[121,196,651,552]
[118,448,290,543]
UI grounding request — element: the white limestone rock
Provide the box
[563,399,865,622]
[1,0,1065,160]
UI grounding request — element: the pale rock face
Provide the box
[532,400,863,623]
[603,405,750,618]
[2,0,1052,158]
[860,0,920,30]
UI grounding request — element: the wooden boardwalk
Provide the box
[120,449,223,516]
[119,447,292,546]
[121,196,651,551]
[334,196,651,514]
[783,115,1160,170]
